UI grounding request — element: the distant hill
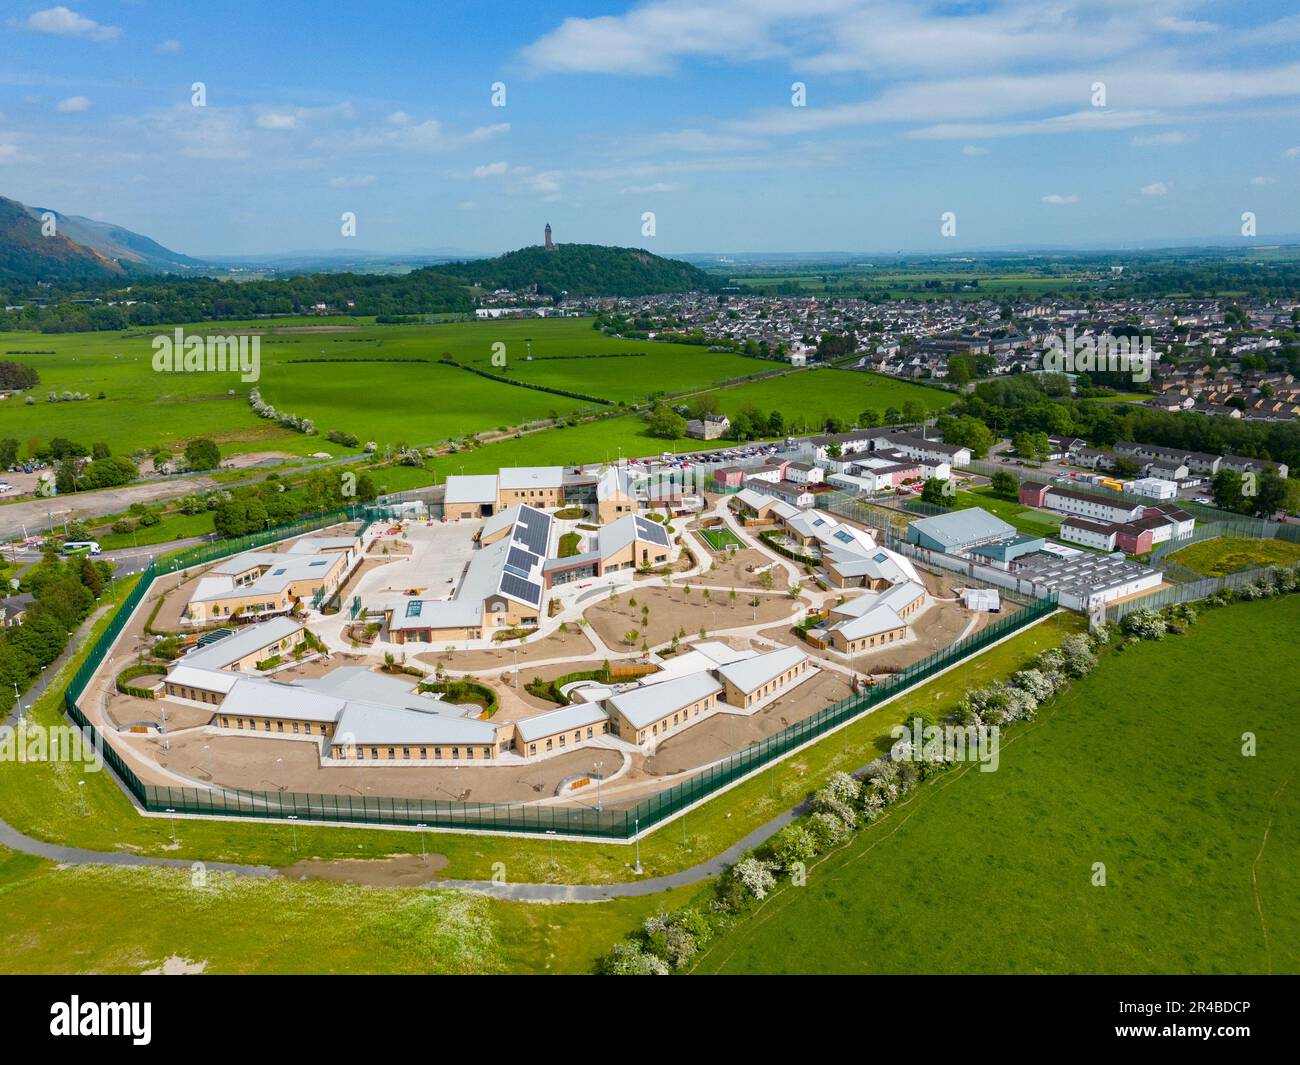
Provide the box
[27,205,208,274]
[439,242,723,297]
[0,195,128,285]
[0,195,208,285]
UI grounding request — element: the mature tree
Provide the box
[990,470,1019,499]
[184,437,222,471]
[647,402,686,440]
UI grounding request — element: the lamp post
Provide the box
[633,817,642,875]
[594,759,603,813]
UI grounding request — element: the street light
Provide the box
[633,817,642,874]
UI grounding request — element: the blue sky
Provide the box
[2,0,1299,256]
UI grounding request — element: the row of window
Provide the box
[349,745,492,760]
[526,723,606,756]
[635,698,710,743]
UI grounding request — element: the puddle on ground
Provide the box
[278,852,450,887]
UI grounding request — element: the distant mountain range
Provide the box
[0,194,208,283]
[437,242,723,297]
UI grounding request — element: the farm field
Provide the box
[694,597,1300,974]
[711,368,952,429]
[0,317,773,464]
[1167,536,1300,577]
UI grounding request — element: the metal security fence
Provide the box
[1148,518,1300,564]
[1103,565,1282,623]
[64,509,1058,839]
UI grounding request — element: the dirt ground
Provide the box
[585,584,806,649]
[693,546,792,590]
[130,727,613,803]
[414,623,596,673]
[280,853,449,886]
[640,667,855,776]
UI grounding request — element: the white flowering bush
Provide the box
[732,857,777,900]
[1011,667,1058,703]
[809,810,852,847]
[1120,609,1167,641]
[1060,633,1099,674]
[601,941,670,975]
[772,824,819,871]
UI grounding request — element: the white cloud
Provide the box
[962,145,990,156]
[1131,130,1187,147]
[0,143,19,163]
[472,161,509,178]
[1285,146,1300,158]
[10,6,121,42]
[1140,181,1169,196]
[1042,193,1078,205]
[335,118,508,153]
[387,111,410,125]
[256,111,300,130]
[1249,175,1275,185]
[458,201,479,211]
[620,182,684,194]
[55,95,91,113]
[329,175,376,189]
[155,40,182,55]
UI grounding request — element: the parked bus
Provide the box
[61,541,101,556]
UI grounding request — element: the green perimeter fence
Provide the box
[62,507,1058,839]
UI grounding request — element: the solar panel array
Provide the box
[634,515,670,546]
[499,572,542,606]
[506,546,539,574]
[512,506,552,555]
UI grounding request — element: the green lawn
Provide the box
[699,527,744,551]
[711,369,952,430]
[695,597,1300,974]
[1167,536,1300,577]
[951,487,1063,539]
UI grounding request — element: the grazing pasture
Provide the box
[695,598,1300,975]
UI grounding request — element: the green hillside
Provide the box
[440,243,723,297]
[0,195,125,285]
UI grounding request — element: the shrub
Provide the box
[1120,609,1167,641]
[732,857,777,901]
[599,942,670,976]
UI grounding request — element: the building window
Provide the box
[292,722,300,734]
[387,747,395,759]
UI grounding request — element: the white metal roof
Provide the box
[607,672,723,729]
[716,645,808,694]
[443,474,499,504]
[498,465,564,490]
[514,702,609,743]
[181,617,303,669]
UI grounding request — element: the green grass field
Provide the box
[0,317,772,464]
[711,368,952,427]
[951,487,1063,539]
[1167,536,1300,577]
[694,597,1300,974]
[699,527,745,551]
[0,846,701,974]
